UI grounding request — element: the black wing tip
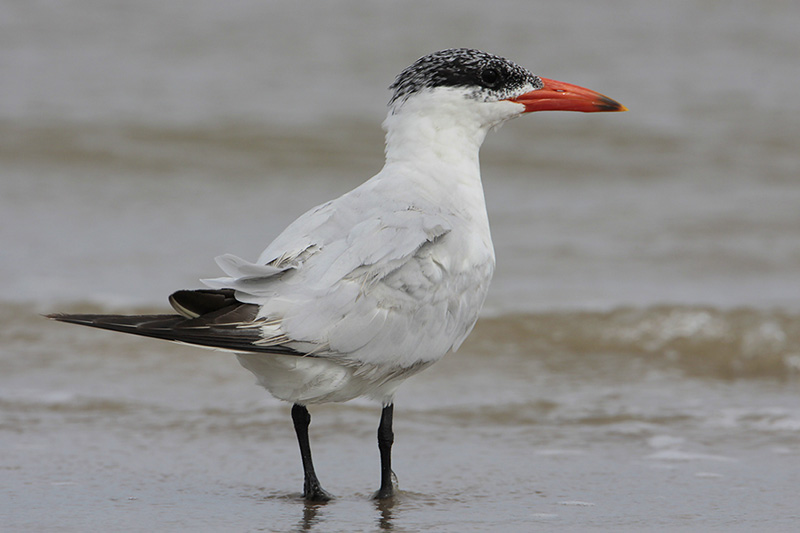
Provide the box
[169,288,239,318]
[45,309,306,357]
[45,313,92,324]
[44,312,183,329]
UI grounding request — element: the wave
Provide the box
[5,301,799,380]
[471,306,800,380]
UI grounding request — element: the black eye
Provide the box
[480,67,502,88]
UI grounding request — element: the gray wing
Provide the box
[201,189,493,368]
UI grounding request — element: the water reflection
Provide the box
[285,495,400,532]
[292,500,328,532]
[374,497,397,530]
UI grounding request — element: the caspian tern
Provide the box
[49,48,625,501]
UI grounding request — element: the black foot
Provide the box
[373,487,394,500]
[303,479,333,502]
[372,470,398,500]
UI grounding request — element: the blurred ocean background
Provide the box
[2,1,799,531]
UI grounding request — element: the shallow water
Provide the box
[3,1,800,531]
[4,305,800,531]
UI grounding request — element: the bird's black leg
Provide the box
[291,403,332,502]
[374,403,395,499]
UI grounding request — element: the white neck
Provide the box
[383,105,485,170]
[382,89,522,185]
[377,88,523,217]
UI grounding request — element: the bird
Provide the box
[48,48,625,501]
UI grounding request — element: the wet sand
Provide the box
[4,306,800,531]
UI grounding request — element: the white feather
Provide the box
[202,87,526,405]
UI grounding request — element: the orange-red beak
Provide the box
[508,77,627,113]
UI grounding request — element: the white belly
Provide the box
[236,352,429,405]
